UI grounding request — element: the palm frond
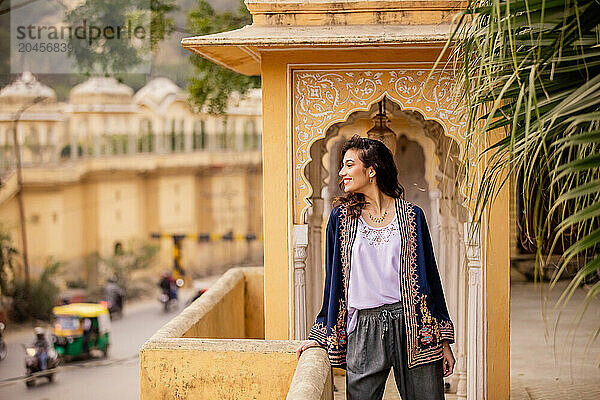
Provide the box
[446,0,600,357]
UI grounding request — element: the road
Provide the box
[0,289,199,400]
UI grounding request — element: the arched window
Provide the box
[243,120,252,150]
[250,120,260,149]
[178,119,185,151]
[138,118,153,153]
[170,119,176,152]
[221,118,228,150]
[193,120,206,150]
[47,126,55,145]
[114,241,124,256]
[25,126,40,162]
[200,120,206,149]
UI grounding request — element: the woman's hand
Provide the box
[296,340,321,360]
[442,341,455,377]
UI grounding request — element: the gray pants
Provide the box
[346,302,444,400]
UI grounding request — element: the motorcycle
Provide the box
[0,322,6,361]
[102,280,125,319]
[158,277,183,312]
[100,296,124,319]
[158,291,178,312]
[23,344,59,387]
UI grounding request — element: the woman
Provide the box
[296,135,455,400]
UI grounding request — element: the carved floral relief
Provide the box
[292,69,468,223]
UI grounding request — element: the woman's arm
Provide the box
[442,340,455,377]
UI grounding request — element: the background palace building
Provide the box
[0,71,264,281]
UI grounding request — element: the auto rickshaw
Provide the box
[52,303,111,362]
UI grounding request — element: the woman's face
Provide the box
[339,148,373,193]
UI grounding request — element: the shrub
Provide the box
[9,260,61,322]
[0,227,18,318]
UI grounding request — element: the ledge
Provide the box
[181,23,454,75]
[287,347,333,400]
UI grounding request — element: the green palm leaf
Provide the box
[440,0,600,359]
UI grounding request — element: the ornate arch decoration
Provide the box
[292,68,468,223]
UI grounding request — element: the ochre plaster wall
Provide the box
[97,178,143,255]
[0,157,263,277]
[140,343,298,400]
[261,52,290,340]
[23,190,64,269]
[244,269,266,339]
[484,130,510,399]
[0,196,19,247]
[158,175,197,233]
[140,268,296,400]
[179,267,264,340]
[183,277,246,339]
[247,0,466,26]
[83,181,99,256]
[61,184,85,261]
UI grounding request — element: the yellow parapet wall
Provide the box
[141,339,300,399]
[140,267,332,399]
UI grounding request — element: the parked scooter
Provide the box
[0,322,7,361]
[24,328,59,388]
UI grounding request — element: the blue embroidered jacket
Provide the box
[308,198,455,369]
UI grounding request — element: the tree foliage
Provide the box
[64,0,177,75]
[445,0,600,319]
[0,229,62,322]
[0,227,18,298]
[9,260,61,322]
[187,0,260,114]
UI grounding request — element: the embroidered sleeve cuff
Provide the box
[439,320,455,344]
[308,322,327,347]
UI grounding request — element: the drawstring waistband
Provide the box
[380,309,391,339]
[357,301,403,340]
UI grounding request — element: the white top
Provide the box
[347,213,402,334]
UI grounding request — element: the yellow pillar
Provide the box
[261,53,291,339]
[485,130,511,399]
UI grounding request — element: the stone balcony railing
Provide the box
[139,267,333,400]
[0,130,262,174]
[0,149,262,207]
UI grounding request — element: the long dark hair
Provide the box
[333,135,404,218]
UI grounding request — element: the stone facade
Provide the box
[0,73,263,280]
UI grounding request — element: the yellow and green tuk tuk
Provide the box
[52,303,111,362]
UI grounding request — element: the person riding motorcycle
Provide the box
[104,276,125,315]
[159,271,177,301]
[25,326,58,387]
[33,327,49,371]
[0,322,7,361]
